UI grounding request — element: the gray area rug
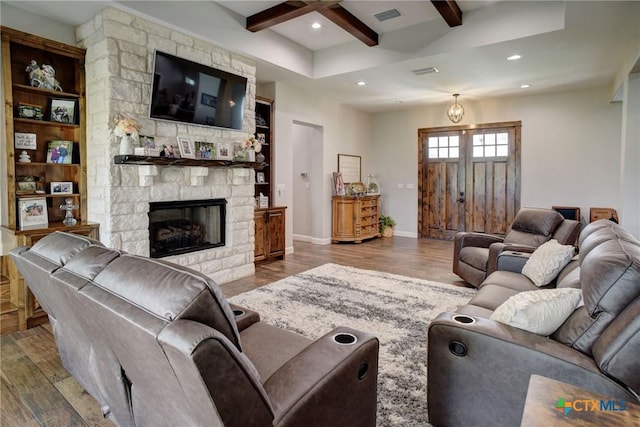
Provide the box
[229,263,476,426]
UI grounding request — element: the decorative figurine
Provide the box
[18,151,31,163]
[59,198,78,226]
[25,60,63,91]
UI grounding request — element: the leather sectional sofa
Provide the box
[10,232,379,427]
[428,219,640,426]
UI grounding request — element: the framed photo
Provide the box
[177,137,195,159]
[139,135,156,149]
[337,154,361,183]
[195,141,215,159]
[216,142,233,160]
[256,133,266,144]
[49,98,77,124]
[200,93,217,108]
[15,132,37,149]
[256,172,266,183]
[18,102,44,120]
[47,140,73,164]
[18,197,48,230]
[333,172,346,196]
[50,181,73,195]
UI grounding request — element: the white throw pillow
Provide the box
[521,239,575,287]
[490,288,582,335]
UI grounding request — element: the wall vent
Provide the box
[374,9,401,22]
[413,67,439,75]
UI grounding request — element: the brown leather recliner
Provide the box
[453,207,581,287]
[10,232,379,427]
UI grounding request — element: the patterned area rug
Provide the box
[228,263,476,426]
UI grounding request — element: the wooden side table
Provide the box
[520,375,640,426]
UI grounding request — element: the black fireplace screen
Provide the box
[148,199,226,258]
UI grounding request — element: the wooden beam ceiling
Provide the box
[246,1,463,47]
[430,0,463,27]
[246,1,378,47]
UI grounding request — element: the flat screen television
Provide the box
[149,51,247,131]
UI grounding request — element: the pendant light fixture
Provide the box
[447,93,464,123]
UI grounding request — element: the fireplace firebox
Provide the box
[148,199,226,258]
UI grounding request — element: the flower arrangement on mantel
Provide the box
[113,114,141,156]
[113,114,141,139]
[245,135,262,153]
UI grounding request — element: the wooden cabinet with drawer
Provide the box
[331,195,380,243]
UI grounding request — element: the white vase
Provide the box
[119,134,134,155]
[247,149,255,162]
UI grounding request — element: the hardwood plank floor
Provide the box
[1,237,466,426]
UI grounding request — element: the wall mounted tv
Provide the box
[149,51,247,131]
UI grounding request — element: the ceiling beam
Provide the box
[431,0,463,27]
[246,1,379,47]
[318,3,379,47]
[247,1,312,32]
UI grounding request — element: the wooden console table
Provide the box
[520,375,640,426]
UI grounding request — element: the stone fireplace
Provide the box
[77,7,257,283]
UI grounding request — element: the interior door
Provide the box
[418,122,521,239]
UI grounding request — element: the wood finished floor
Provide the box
[1,237,467,426]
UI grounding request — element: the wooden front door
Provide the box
[418,122,521,239]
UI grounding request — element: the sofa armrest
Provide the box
[454,233,505,274]
[427,313,636,427]
[264,326,379,427]
[228,303,260,331]
[496,250,531,273]
[487,243,537,275]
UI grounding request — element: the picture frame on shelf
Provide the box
[17,102,44,120]
[46,140,74,164]
[195,141,215,159]
[177,137,195,159]
[337,154,361,183]
[256,172,266,183]
[49,98,77,124]
[15,132,37,149]
[216,142,233,160]
[256,133,266,145]
[18,197,48,230]
[50,181,73,195]
[16,176,43,195]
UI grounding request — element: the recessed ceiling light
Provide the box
[520,84,531,88]
[507,54,522,61]
[357,81,366,86]
[311,22,322,29]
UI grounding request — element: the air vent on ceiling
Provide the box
[413,67,439,76]
[375,9,401,22]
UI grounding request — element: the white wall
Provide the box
[372,86,627,236]
[273,82,373,250]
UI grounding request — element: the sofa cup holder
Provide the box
[233,309,245,317]
[333,333,358,345]
[452,314,476,325]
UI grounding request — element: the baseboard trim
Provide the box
[292,234,332,245]
[393,230,417,238]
